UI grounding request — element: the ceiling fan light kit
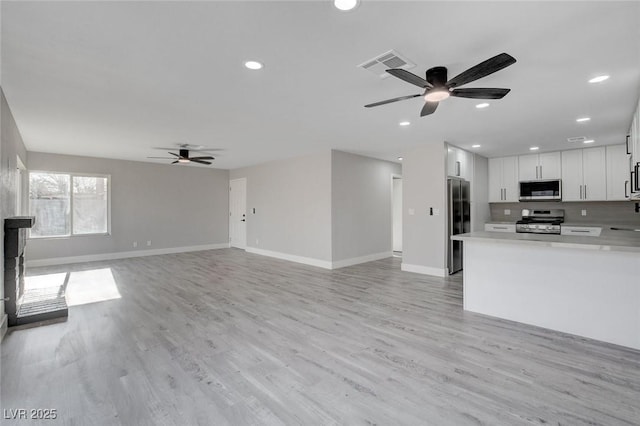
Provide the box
[365,52,516,117]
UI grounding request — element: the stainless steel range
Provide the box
[516,209,564,234]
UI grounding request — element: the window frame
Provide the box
[28,170,112,239]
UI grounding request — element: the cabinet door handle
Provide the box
[539,165,542,179]
[636,163,640,192]
[625,180,629,198]
[632,171,637,194]
[584,185,587,200]
[626,135,631,155]
[456,161,461,177]
[579,185,583,200]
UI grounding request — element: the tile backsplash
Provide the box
[490,201,640,225]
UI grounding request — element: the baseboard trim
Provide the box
[25,243,231,268]
[245,247,332,269]
[401,263,447,277]
[331,251,392,269]
[0,314,8,343]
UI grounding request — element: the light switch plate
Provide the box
[504,209,511,215]
[433,209,440,216]
[408,208,415,215]
[581,209,587,216]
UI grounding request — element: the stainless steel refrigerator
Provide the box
[448,178,470,274]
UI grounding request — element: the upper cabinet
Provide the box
[518,152,561,181]
[447,145,473,181]
[606,144,630,200]
[629,97,640,196]
[488,156,518,202]
[561,147,607,201]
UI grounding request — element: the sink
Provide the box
[610,227,640,232]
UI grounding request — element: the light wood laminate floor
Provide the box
[2,249,639,425]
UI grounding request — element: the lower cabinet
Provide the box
[484,223,516,233]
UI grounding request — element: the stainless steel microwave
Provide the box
[519,179,562,201]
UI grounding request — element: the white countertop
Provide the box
[453,228,640,253]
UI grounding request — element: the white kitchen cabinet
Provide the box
[561,147,606,201]
[606,144,630,200]
[629,98,640,196]
[489,156,518,202]
[582,147,607,200]
[447,145,473,181]
[484,223,516,233]
[561,226,602,237]
[518,152,561,181]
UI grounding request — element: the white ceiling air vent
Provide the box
[358,50,416,78]
[567,136,587,143]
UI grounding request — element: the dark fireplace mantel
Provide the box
[4,216,68,326]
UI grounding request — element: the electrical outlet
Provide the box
[146,240,151,246]
[581,209,587,216]
[133,241,138,248]
[433,209,440,216]
[408,208,415,216]
[504,209,511,216]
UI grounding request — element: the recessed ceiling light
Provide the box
[471,144,481,148]
[399,121,410,126]
[576,117,591,123]
[476,103,490,109]
[589,75,609,83]
[529,146,539,151]
[334,0,359,11]
[583,139,595,144]
[244,61,263,70]
[397,157,404,161]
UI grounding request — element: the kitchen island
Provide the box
[452,229,640,350]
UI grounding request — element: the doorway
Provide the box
[229,178,247,249]
[392,175,402,255]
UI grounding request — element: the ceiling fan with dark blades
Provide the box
[365,52,516,117]
[147,144,221,165]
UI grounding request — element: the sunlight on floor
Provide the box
[25,268,121,307]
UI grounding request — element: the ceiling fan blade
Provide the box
[446,53,516,88]
[191,159,212,165]
[189,148,224,152]
[386,69,433,88]
[147,156,174,159]
[171,160,179,164]
[168,152,180,157]
[365,94,422,108]
[450,88,511,99]
[420,101,439,117]
[190,156,215,160]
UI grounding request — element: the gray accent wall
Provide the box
[26,152,230,261]
[230,152,333,261]
[1,89,29,334]
[490,201,640,225]
[401,143,447,274]
[331,150,401,262]
[472,154,490,232]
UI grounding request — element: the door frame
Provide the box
[390,173,402,255]
[229,177,247,249]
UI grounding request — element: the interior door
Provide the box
[229,178,247,249]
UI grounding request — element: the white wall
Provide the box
[392,177,402,252]
[401,142,447,277]
[1,89,29,338]
[331,150,401,264]
[26,152,230,262]
[230,152,333,263]
[472,154,490,232]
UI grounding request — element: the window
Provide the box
[29,172,109,238]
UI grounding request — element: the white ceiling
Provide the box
[2,1,640,169]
